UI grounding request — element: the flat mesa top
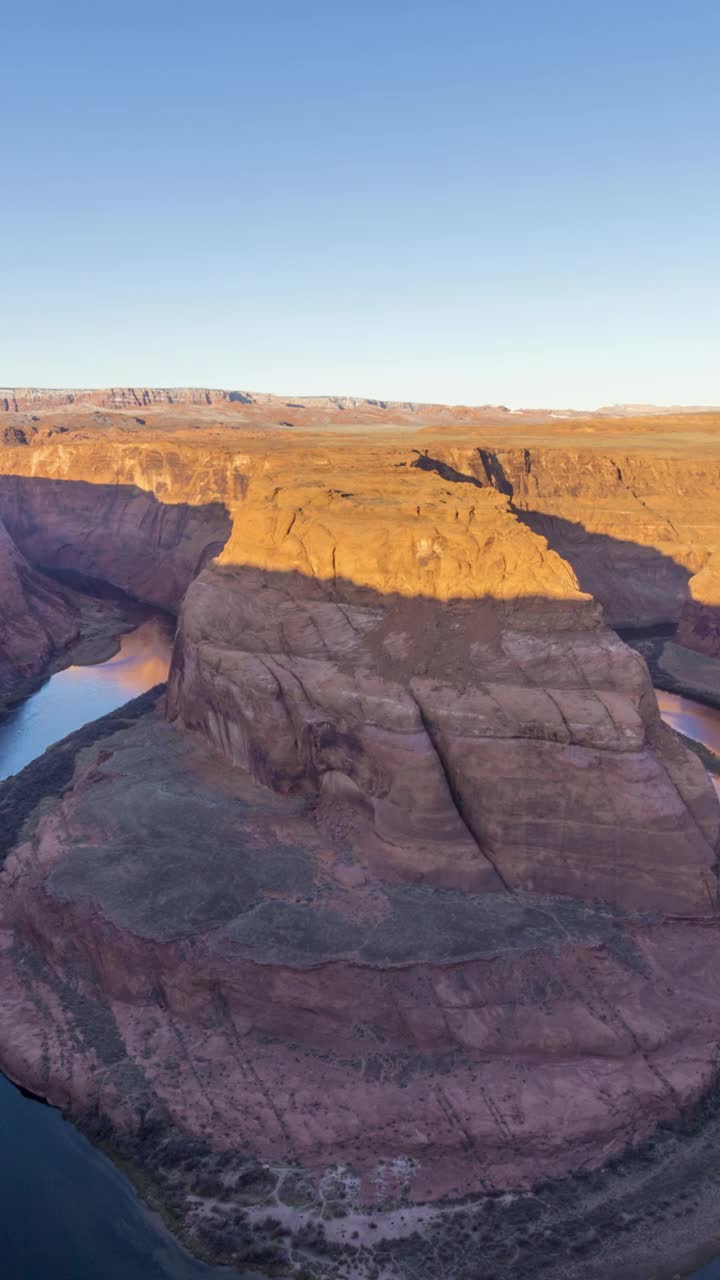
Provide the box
[3,389,720,454]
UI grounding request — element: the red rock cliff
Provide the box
[1,416,720,1278]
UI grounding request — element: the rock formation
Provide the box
[677,551,720,657]
[0,473,232,612]
[1,406,720,1276]
[407,444,720,629]
[0,516,79,706]
[2,699,720,1225]
[167,452,717,916]
[0,385,518,423]
[5,385,720,430]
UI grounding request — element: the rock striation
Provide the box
[0,471,232,612]
[3,386,720,421]
[408,444,720,628]
[1,428,716,912]
[168,451,717,916]
[677,550,720,657]
[0,516,79,706]
[1,411,720,1276]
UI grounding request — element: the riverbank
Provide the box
[0,575,161,720]
[620,626,720,711]
[619,627,720,781]
[0,625,258,1279]
[38,952,720,1280]
[677,730,720,777]
[83,676,720,1280]
[38,569,177,676]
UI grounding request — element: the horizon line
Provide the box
[3,385,720,417]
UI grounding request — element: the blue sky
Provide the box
[2,0,719,406]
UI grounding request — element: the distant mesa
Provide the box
[3,386,720,423]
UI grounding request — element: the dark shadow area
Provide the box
[407,448,701,628]
[411,449,484,486]
[616,622,677,642]
[0,475,231,613]
[516,508,693,626]
[1,464,719,677]
[0,686,165,864]
[409,448,515,494]
[42,564,176,613]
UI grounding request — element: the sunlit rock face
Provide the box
[406,444,720,630]
[167,445,718,916]
[1,411,720,1274]
[0,471,232,612]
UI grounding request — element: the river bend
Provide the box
[0,617,247,1280]
[1,627,720,1278]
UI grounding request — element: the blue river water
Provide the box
[695,1261,720,1278]
[0,618,250,1280]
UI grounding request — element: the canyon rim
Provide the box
[1,392,720,1278]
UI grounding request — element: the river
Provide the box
[656,689,720,798]
[655,689,720,1279]
[0,615,247,1280]
[1,624,720,1278]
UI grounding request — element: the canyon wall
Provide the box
[0,386,513,422]
[0,517,79,705]
[0,470,232,611]
[168,451,718,916]
[0,432,717,911]
[416,443,720,642]
[1,419,720,1276]
[677,550,720,656]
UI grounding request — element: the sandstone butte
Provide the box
[2,391,720,1277]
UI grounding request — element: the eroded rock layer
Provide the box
[168,458,717,917]
[0,472,231,611]
[0,515,79,704]
[408,443,720,634]
[3,701,720,1245]
[0,429,714,912]
[1,413,720,1276]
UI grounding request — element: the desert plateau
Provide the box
[1,390,720,1278]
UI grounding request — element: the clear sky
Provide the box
[2,0,719,407]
